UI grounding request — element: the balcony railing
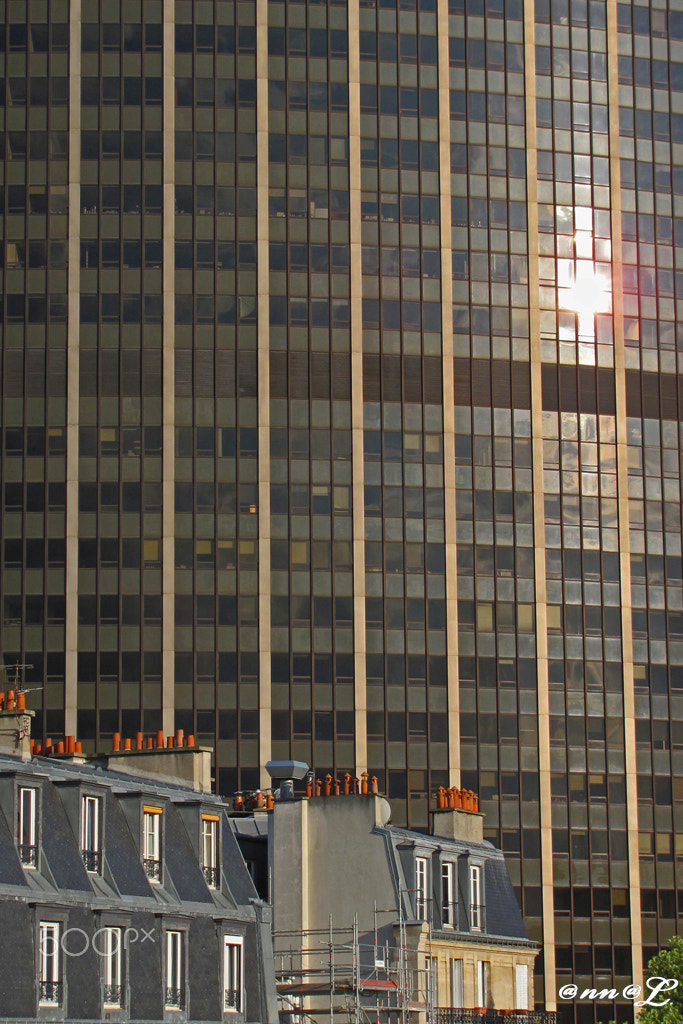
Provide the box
[434,904,486,933]
[144,857,161,881]
[469,903,485,931]
[203,865,219,888]
[437,1011,557,1024]
[224,986,242,1012]
[82,848,101,873]
[165,987,185,1009]
[103,984,122,1007]
[39,981,63,1006]
[441,900,457,929]
[19,843,37,867]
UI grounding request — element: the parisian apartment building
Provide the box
[0,0,679,1019]
[232,780,544,1022]
[0,704,279,1022]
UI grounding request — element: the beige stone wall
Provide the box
[423,935,538,1011]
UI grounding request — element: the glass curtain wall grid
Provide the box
[0,0,682,1020]
[75,0,167,747]
[1,0,70,742]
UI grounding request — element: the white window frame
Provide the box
[202,816,219,887]
[470,863,482,931]
[450,959,463,1009]
[143,808,162,882]
[102,927,122,1008]
[18,787,37,867]
[424,955,437,1006]
[476,960,489,1009]
[39,921,61,1005]
[515,964,529,1010]
[81,795,101,872]
[441,862,455,927]
[165,930,184,1009]
[415,856,428,920]
[224,935,244,1013]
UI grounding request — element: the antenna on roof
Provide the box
[0,662,35,692]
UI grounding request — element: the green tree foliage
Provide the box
[640,937,683,1024]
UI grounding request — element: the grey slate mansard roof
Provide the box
[384,824,532,944]
[0,750,281,1024]
[0,750,258,914]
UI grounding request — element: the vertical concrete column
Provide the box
[162,0,176,737]
[522,1,556,1008]
[606,0,643,988]
[65,0,82,737]
[257,0,272,785]
[437,0,461,789]
[348,0,368,776]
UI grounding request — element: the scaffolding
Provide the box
[273,906,436,1024]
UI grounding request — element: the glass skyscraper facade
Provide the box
[1,0,682,1016]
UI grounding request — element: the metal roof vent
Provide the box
[265,760,309,801]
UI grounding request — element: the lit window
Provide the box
[202,815,220,888]
[224,936,243,1012]
[143,807,162,881]
[39,922,62,1005]
[102,927,123,1008]
[18,787,38,867]
[470,864,482,931]
[441,862,455,927]
[415,856,428,919]
[81,795,101,872]
[165,930,185,1009]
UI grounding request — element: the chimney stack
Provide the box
[0,704,34,760]
[432,788,485,843]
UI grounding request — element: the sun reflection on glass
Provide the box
[560,265,611,321]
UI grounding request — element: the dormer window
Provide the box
[441,862,455,927]
[470,863,482,931]
[102,927,123,1008]
[224,936,243,1012]
[202,814,220,888]
[39,922,62,1006]
[165,930,185,1009]
[81,795,102,872]
[143,806,162,881]
[18,787,38,867]
[415,856,428,920]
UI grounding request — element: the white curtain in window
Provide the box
[450,959,463,1008]
[515,964,529,1010]
[476,960,489,1008]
